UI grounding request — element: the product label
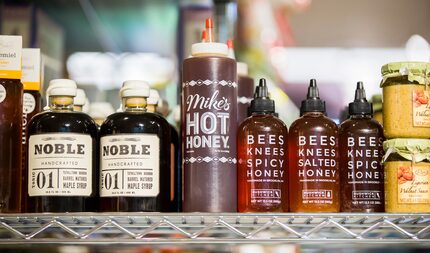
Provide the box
[100,134,160,197]
[0,35,22,79]
[0,85,6,103]
[28,133,93,196]
[245,134,286,205]
[398,165,430,204]
[23,93,36,114]
[183,79,237,165]
[21,48,41,90]
[296,135,337,205]
[346,136,384,206]
[413,89,430,127]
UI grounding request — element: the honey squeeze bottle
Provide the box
[288,79,340,212]
[182,18,237,212]
[339,82,384,212]
[237,78,288,212]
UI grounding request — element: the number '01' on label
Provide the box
[28,133,93,196]
[100,134,160,197]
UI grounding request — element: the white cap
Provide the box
[147,89,160,105]
[237,62,248,76]
[74,89,87,106]
[173,104,181,123]
[82,98,90,113]
[191,42,228,56]
[89,102,115,119]
[46,79,77,97]
[119,80,150,98]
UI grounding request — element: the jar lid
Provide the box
[383,138,430,163]
[380,61,430,87]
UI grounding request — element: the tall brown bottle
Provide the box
[289,79,340,212]
[339,82,384,212]
[21,48,42,212]
[0,36,23,213]
[182,19,237,212]
[237,79,288,212]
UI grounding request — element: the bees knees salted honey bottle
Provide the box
[99,81,172,212]
[339,82,384,212]
[182,18,237,212]
[26,79,98,212]
[289,79,340,212]
[0,35,24,213]
[237,79,288,212]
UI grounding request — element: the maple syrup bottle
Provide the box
[99,81,171,212]
[21,48,43,212]
[339,82,384,212]
[0,35,23,213]
[237,78,288,212]
[27,79,98,212]
[147,89,180,212]
[289,79,340,212]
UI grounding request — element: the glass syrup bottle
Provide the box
[26,79,98,212]
[288,79,340,212]
[237,78,288,212]
[339,82,384,212]
[99,81,171,212]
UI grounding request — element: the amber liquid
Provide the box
[237,114,288,212]
[0,79,23,213]
[289,112,339,212]
[21,90,42,212]
[26,111,98,212]
[99,111,172,212]
[339,115,384,212]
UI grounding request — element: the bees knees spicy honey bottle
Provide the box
[339,82,384,212]
[26,79,98,212]
[237,78,288,212]
[0,35,24,213]
[99,81,172,212]
[288,79,340,212]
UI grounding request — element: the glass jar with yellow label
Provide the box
[383,139,430,213]
[381,62,430,138]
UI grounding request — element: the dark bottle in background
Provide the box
[288,79,340,212]
[237,62,254,123]
[146,89,181,212]
[26,79,98,212]
[182,19,238,212]
[237,78,288,212]
[339,82,384,212]
[21,48,43,212]
[99,81,171,212]
[0,35,24,213]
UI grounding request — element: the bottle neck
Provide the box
[350,114,372,119]
[49,96,74,112]
[147,104,157,113]
[123,97,148,112]
[73,105,83,112]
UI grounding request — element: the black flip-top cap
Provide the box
[248,78,275,114]
[300,79,326,115]
[349,81,373,115]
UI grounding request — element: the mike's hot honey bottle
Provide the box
[99,80,171,212]
[26,79,98,212]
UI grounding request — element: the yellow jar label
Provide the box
[398,165,430,204]
[413,89,430,127]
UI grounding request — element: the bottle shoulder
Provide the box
[290,115,338,131]
[28,111,98,135]
[238,115,288,133]
[101,111,171,135]
[339,117,384,135]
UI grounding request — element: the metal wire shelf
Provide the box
[1,213,430,245]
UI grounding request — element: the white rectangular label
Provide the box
[21,48,41,84]
[28,133,93,196]
[0,35,22,71]
[100,134,160,197]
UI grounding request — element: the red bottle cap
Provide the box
[205,18,214,28]
[227,39,234,49]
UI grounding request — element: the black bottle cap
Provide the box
[300,79,326,115]
[248,78,275,114]
[348,81,373,115]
